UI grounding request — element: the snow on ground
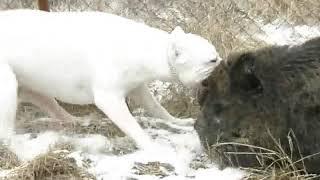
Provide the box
[256,19,320,45]
[0,116,245,180]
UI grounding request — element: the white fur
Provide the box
[0,64,17,140]
[0,9,220,149]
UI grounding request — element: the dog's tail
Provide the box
[0,63,17,141]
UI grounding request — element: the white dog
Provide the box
[0,10,221,149]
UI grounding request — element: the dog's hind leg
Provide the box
[129,84,175,120]
[0,64,18,141]
[19,88,75,121]
[129,84,195,126]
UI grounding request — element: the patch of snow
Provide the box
[189,167,245,180]
[9,131,61,161]
[87,153,137,179]
[0,170,10,178]
[256,19,320,45]
[86,120,203,179]
[70,134,112,154]
[8,132,112,161]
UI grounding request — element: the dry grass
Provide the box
[16,103,125,138]
[17,116,125,138]
[0,144,20,170]
[132,161,176,178]
[52,142,76,152]
[158,84,199,118]
[2,150,95,180]
[207,130,320,180]
[67,117,125,138]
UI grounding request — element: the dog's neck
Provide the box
[166,55,181,84]
[138,32,181,84]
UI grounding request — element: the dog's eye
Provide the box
[231,68,263,96]
[175,51,180,57]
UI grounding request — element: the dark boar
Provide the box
[195,37,320,173]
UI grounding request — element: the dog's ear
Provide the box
[170,26,185,46]
[171,26,185,36]
[169,26,186,64]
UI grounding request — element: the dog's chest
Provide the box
[117,63,157,92]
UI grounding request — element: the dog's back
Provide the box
[0,10,170,104]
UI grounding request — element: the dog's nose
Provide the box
[210,57,222,63]
[210,59,217,63]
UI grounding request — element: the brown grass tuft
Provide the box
[207,131,320,180]
[17,103,125,138]
[0,144,20,170]
[4,150,95,180]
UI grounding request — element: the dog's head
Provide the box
[168,26,221,86]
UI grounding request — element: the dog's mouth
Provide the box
[175,62,217,87]
[196,65,215,83]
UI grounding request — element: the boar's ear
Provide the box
[231,52,263,94]
[238,53,255,74]
[171,26,185,35]
[230,52,255,78]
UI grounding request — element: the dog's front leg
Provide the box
[93,88,152,149]
[130,84,195,126]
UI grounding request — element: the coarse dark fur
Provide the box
[195,37,320,173]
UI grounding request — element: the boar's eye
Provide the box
[242,73,263,94]
[197,82,209,106]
